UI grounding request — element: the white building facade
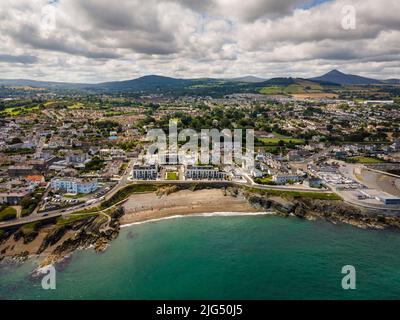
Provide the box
[132,165,158,180]
[185,165,227,180]
[51,178,98,194]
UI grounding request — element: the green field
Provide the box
[254,176,273,185]
[20,221,40,233]
[347,156,384,164]
[284,84,304,94]
[64,193,88,199]
[259,80,323,96]
[0,207,17,222]
[166,172,178,180]
[56,213,98,226]
[259,86,283,95]
[245,187,342,201]
[259,137,305,145]
[67,103,84,110]
[2,105,40,116]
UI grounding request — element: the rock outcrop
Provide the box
[39,207,124,267]
[247,193,400,230]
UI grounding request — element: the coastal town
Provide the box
[1,87,400,234]
[3,0,400,303]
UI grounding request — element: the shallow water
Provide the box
[1,214,400,299]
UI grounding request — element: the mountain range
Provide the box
[0,70,398,94]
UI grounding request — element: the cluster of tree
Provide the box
[82,156,105,173]
[118,140,141,151]
[93,120,122,133]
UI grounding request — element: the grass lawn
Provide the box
[259,82,322,96]
[259,137,305,145]
[347,156,384,164]
[20,222,40,233]
[245,187,342,201]
[56,213,98,226]
[271,131,286,138]
[259,86,283,95]
[284,84,304,94]
[166,172,178,180]
[67,103,84,109]
[0,207,17,222]
[64,193,88,199]
[3,105,40,117]
[254,176,273,185]
[259,146,280,154]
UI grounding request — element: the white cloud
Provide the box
[0,0,398,82]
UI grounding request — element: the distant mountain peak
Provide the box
[327,69,344,75]
[229,75,266,83]
[310,69,382,85]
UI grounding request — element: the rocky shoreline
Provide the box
[0,207,124,267]
[1,187,400,268]
[245,191,400,230]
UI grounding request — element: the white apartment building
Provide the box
[185,165,227,180]
[272,174,304,185]
[132,165,158,180]
[51,177,98,194]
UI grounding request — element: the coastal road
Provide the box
[0,163,334,229]
[0,159,136,229]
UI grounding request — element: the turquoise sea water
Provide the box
[1,215,400,300]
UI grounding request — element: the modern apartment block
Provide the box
[0,191,31,205]
[51,177,98,194]
[185,165,227,180]
[272,174,304,184]
[132,165,158,180]
[7,165,34,177]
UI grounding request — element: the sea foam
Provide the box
[121,211,274,228]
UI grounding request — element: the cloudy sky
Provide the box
[0,0,399,83]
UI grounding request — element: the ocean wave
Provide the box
[121,211,275,228]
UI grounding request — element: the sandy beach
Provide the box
[0,189,260,261]
[120,189,261,225]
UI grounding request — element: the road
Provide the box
[0,159,333,229]
[0,159,136,229]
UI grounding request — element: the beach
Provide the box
[120,189,261,225]
[0,189,260,261]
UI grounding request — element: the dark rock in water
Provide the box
[247,195,294,215]
[55,255,73,272]
[12,251,29,263]
[127,231,139,239]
